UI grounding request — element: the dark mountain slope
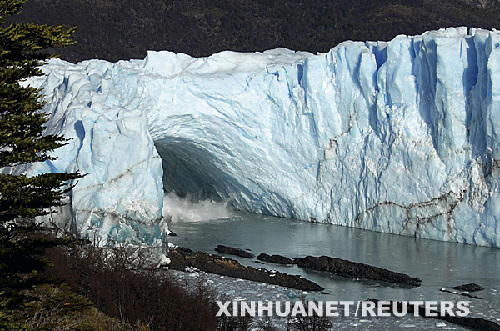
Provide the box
[11,0,500,62]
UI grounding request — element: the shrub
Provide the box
[45,243,219,330]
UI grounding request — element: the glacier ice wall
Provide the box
[27,27,500,247]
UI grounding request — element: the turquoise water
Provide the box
[167,211,500,328]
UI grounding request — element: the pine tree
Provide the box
[0,0,81,228]
[0,4,81,326]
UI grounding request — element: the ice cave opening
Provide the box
[154,137,241,223]
[154,137,246,204]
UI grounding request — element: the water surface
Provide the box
[167,211,500,329]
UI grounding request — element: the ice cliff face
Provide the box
[26,27,499,247]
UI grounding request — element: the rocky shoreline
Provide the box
[215,245,255,258]
[238,247,421,287]
[167,244,424,291]
[295,255,422,287]
[167,244,500,330]
[168,247,323,291]
[170,245,423,289]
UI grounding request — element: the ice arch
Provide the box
[23,27,500,247]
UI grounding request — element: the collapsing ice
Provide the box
[162,193,232,223]
[22,27,500,247]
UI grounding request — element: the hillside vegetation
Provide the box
[11,0,500,62]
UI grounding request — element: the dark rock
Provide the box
[295,255,421,287]
[257,253,296,265]
[215,245,255,258]
[168,247,323,292]
[367,299,500,330]
[452,283,484,292]
[167,232,178,236]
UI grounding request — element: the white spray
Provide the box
[162,192,233,223]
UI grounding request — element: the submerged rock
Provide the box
[296,255,421,287]
[440,288,482,299]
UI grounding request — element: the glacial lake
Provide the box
[166,210,500,329]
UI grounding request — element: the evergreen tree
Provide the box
[0,0,81,227]
[0,2,81,327]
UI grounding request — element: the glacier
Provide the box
[23,27,500,247]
